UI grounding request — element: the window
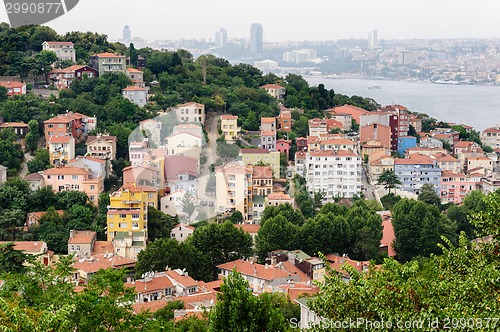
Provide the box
[132,222,139,229]
[58,175,65,180]
[148,193,154,198]
[119,214,127,219]
[90,185,95,190]
[119,222,127,228]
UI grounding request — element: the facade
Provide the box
[122,86,148,106]
[430,153,461,173]
[260,84,286,100]
[68,230,96,257]
[165,132,203,158]
[215,163,251,219]
[369,156,395,180]
[126,68,145,87]
[24,172,44,190]
[43,112,96,142]
[42,166,103,205]
[420,136,444,149]
[360,123,392,149]
[0,122,28,147]
[308,118,328,136]
[440,171,478,204]
[250,23,263,54]
[47,135,75,165]
[89,52,127,76]
[330,113,352,131]
[397,136,417,155]
[482,174,500,194]
[294,151,307,177]
[394,154,441,195]
[0,165,6,185]
[173,102,205,124]
[305,150,362,200]
[49,65,97,89]
[86,135,117,161]
[481,127,500,149]
[466,157,493,175]
[276,139,291,157]
[217,259,300,293]
[107,185,158,259]
[260,130,276,151]
[266,193,294,208]
[276,107,292,132]
[170,223,195,242]
[42,41,75,62]
[0,81,26,95]
[220,115,240,142]
[240,149,280,177]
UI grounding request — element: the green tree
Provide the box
[209,270,287,332]
[27,148,50,174]
[0,242,30,274]
[181,191,196,221]
[393,199,456,262]
[147,206,178,241]
[25,119,39,153]
[256,214,299,261]
[377,170,401,194]
[380,193,401,211]
[418,183,442,208]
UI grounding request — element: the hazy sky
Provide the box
[1,0,500,41]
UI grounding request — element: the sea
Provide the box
[305,77,500,131]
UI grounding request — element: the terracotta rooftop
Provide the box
[261,117,276,124]
[280,261,311,283]
[261,84,285,90]
[235,224,261,234]
[48,135,72,144]
[94,52,125,58]
[24,172,44,181]
[394,154,434,165]
[71,253,136,274]
[165,270,199,288]
[44,41,74,46]
[308,150,358,157]
[482,127,500,134]
[252,166,273,179]
[0,82,25,89]
[126,67,143,73]
[0,122,28,128]
[454,141,476,148]
[125,274,174,294]
[177,102,205,108]
[173,223,195,231]
[325,254,371,274]
[68,230,96,244]
[220,115,238,120]
[86,135,116,144]
[278,283,320,302]
[91,241,114,255]
[0,241,46,253]
[261,130,276,136]
[295,151,307,160]
[123,86,148,91]
[43,167,88,176]
[267,193,292,201]
[217,259,292,281]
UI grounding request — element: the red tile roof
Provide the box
[261,117,276,124]
[71,253,136,274]
[394,154,434,165]
[126,67,143,73]
[0,122,28,128]
[308,150,358,157]
[91,241,114,255]
[0,82,26,89]
[0,241,46,253]
[86,135,116,144]
[125,275,174,294]
[325,254,371,274]
[173,223,195,231]
[267,193,292,201]
[165,270,199,288]
[278,283,320,301]
[220,115,238,120]
[261,84,285,90]
[43,167,88,176]
[68,230,96,244]
[252,166,273,179]
[217,259,291,281]
[235,224,261,234]
[381,219,396,257]
[482,127,500,134]
[48,135,72,144]
[94,52,125,58]
[44,41,74,46]
[123,86,148,91]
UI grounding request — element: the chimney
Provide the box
[70,230,75,239]
[253,267,257,275]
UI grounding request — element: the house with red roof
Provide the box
[49,65,97,89]
[170,223,195,242]
[394,154,441,195]
[125,67,145,87]
[88,52,126,76]
[0,81,26,95]
[122,86,148,106]
[260,84,286,100]
[43,112,96,142]
[0,241,54,266]
[377,211,396,257]
[71,253,136,282]
[327,105,370,124]
[0,122,29,147]
[481,127,500,149]
[277,106,292,132]
[47,135,75,165]
[125,272,175,303]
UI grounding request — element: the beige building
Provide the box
[481,127,500,149]
[260,84,286,100]
[47,135,75,165]
[216,163,251,219]
[466,157,493,175]
[369,156,395,180]
[165,132,202,158]
[266,192,294,208]
[220,115,240,142]
[173,102,205,124]
[125,68,145,87]
[42,41,76,62]
[430,153,461,173]
[68,230,97,257]
[86,135,117,161]
[170,223,195,242]
[0,241,53,266]
[240,149,280,177]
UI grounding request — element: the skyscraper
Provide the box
[368,30,378,48]
[123,25,131,42]
[215,28,228,48]
[250,23,263,54]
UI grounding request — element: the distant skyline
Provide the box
[1,0,500,41]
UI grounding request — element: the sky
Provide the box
[1,0,500,42]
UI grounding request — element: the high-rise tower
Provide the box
[250,23,263,54]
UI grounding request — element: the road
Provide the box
[361,162,376,201]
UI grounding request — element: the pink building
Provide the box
[360,123,392,149]
[440,171,478,204]
[42,166,103,205]
[276,139,291,157]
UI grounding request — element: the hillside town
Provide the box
[0,25,499,330]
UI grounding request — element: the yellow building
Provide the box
[215,163,252,221]
[220,115,240,143]
[106,184,158,259]
[240,149,280,178]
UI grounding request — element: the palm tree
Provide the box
[377,170,402,194]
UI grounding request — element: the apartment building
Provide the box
[277,106,292,132]
[261,130,276,151]
[47,135,75,165]
[430,153,461,173]
[369,156,395,180]
[394,154,441,195]
[266,193,294,208]
[220,115,240,143]
[260,84,286,100]
[0,81,26,95]
[125,67,145,87]
[89,52,126,76]
[68,230,96,257]
[170,223,195,242]
[295,151,307,177]
[215,163,251,220]
[240,149,280,177]
[165,132,202,158]
[122,86,148,106]
[86,135,117,161]
[106,185,158,259]
[43,112,96,142]
[440,171,478,204]
[305,150,362,200]
[173,102,205,124]
[481,127,500,149]
[360,123,392,149]
[42,41,75,62]
[41,166,103,204]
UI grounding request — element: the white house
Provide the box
[170,223,195,242]
[122,86,148,106]
[172,102,205,124]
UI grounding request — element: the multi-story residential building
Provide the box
[481,127,500,149]
[260,117,276,132]
[360,123,392,149]
[68,230,97,257]
[277,106,292,132]
[0,81,26,95]
[305,150,362,200]
[220,115,240,143]
[165,132,202,158]
[466,157,493,175]
[0,122,28,148]
[170,223,195,242]
[397,136,417,155]
[125,68,145,87]
[161,190,187,218]
[260,130,276,151]
[369,156,395,180]
[86,135,117,161]
[361,139,385,159]
[295,151,307,177]
[89,52,127,76]
[0,165,6,185]
[430,153,461,173]
[330,113,352,131]
[122,86,148,106]
[394,154,441,195]
[125,272,175,303]
[482,174,500,194]
[43,112,96,142]
[251,165,273,196]
[41,166,103,204]
[24,172,44,190]
[260,84,286,100]
[215,163,251,220]
[71,253,135,283]
[123,165,159,188]
[296,137,308,152]
[49,65,98,89]
[454,141,482,156]
[217,259,299,293]
[420,136,444,149]
[47,135,75,165]
[173,102,205,124]
[308,137,357,152]
[440,171,478,204]
[409,114,422,133]
[276,139,291,157]
[42,41,75,62]
[240,149,280,177]
[308,118,328,136]
[107,184,158,259]
[67,155,108,182]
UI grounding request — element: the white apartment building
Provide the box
[42,41,76,62]
[305,150,362,200]
[215,163,251,220]
[172,102,205,124]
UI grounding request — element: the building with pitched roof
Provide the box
[170,223,195,242]
[260,84,286,100]
[89,52,126,76]
[43,112,96,142]
[47,135,75,165]
[277,106,292,132]
[122,86,148,106]
[0,81,26,95]
[42,41,75,62]
[86,135,117,162]
[0,122,28,147]
[0,241,53,266]
[125,272,175,303]
[125,67,145,87]
[220,115,240,142]
[49,65,97,89]
[394,154,441,195]
[240,149,280,176]
[71,253,136,282]
[481,127,500,149]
